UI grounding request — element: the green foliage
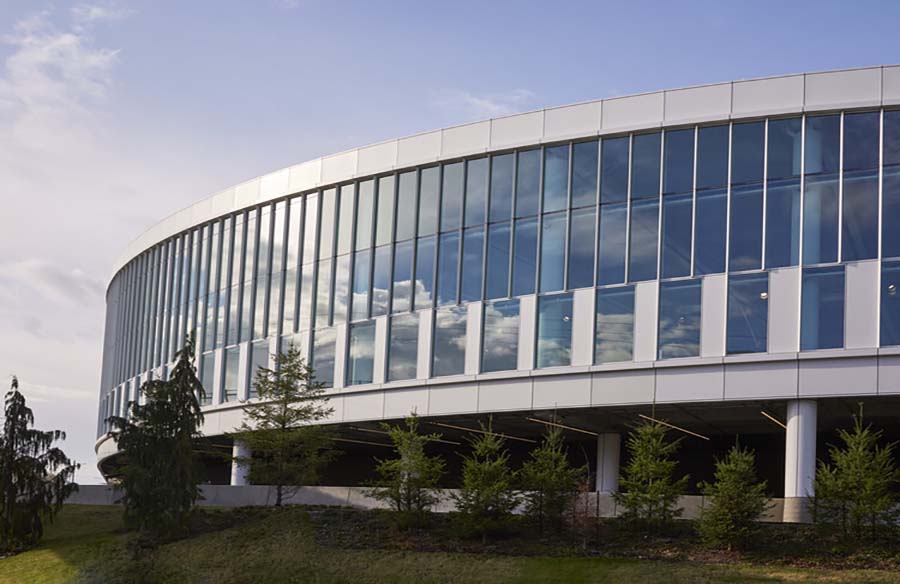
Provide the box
[111,334,205,538]
[813,407,900,542]
[231,344,335,506]
[452,419,519,539]
[520,426,587,534]
[368,414,446,528]
[0,376,78,552]
[698,443,769,549]
[614,421,688,530]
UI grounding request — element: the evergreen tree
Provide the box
[614,421,688,530]
[368,414,445,528]
[520,426,587,534]
[0,377,78,552]
[231,344,335,506]
[814,407,899,541]
[698,443,769,550]
[453,419,519,540]
[111,335,205,538]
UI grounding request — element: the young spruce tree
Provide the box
[231,344,335,506]
[520,426,587,534]
[0,377,78,552]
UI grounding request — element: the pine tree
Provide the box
[520,426,587,534]
[453,419,519,541]
[698,443,769,549]
[614,421,688,530]
[231,344,335,506]
[368,414,445,528]
[0,377,79,552]
[111,335,205,538]
[814,407,899,541]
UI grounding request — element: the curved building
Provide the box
[97,66,900,519]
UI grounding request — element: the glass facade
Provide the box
[658,279,701,359]
[726,273,768,354]
[801,266,845,351]
[481,299,520,373]
[536,293,572,368]
[595,286,634,364]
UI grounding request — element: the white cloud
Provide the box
[71,3,134,28]
[433,88,536,121]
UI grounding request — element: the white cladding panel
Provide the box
[664,83,731,123]
[441,121,491,158]
[260,168,290,200]
[724,361,798,400]
[591,370,654,405]
[465,302,483,375]
[342,391,384,422]
[884,66,900,105]
[804,68,882,111]
[417,309,434,379]
[357,141,398,176]
[517,295,537,370]
[655,365,724,402]
[571,288,595,366]
[333,324,347,389]
[397,131,442,167]
[532,374,591,408]
[769,268,801,354]
[321,150,358,185]
[235,179,261,208]
[288,160,322,193]
[383,387,428,419]
[477,378,533,412]
[491,111,544,149]
[372,316,388,385]
[878,355,900,394]
[732,75,805,116]
[633,281,659,362]
[428,383,477,415]
[798,356,878,396]
[601,92,664,132]
[543,101,601,142]
[845,261,879,349]
[701,274,727,357]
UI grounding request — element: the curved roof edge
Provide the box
[110,64,900,283]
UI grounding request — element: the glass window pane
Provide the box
[883,168,900,258]
[726,273,768,354]
[347,321,375,386]
[628,198,659,282]
[515,149,541,217]
[485,222,511,299]
[303,194,319,265]
[663,129,694,194]
[332,254,350,324]
[481,299,520,373]
[765,179,801,268]
[199,351,215,405]
[318,189,336,259]
[631,132,661,199]
[567,207,595,289]
[371,245,391,317]
[597,202,627,285]
[571,140,598,208]
[661,193,692,278]
[801,266,844,351]
[489,153,514,222]
[595,286,634,364]
[658,279,701,359]
[880,261,900,346]
[432,306,466,377]
[249,339,269,398]
[802,174,839,265]
[767,117,802,180]
[396,172,417,242]
[461,227,485,302]
[696,125,729,190]
[415,235,437,309]
[730,122,764,184]
[729,184,763,272]
[298,265,313,332]
[351,250,370,321]
[223,346,240,402]
[376,176,395,247]
[392,240,413,313]
[336,185,355,256]
[539,211,566,293]
[512,217,538,296]
[465,158,488,227]
[418,167,439,237]
[885,110,900,167]
[600,137,629,204]
[543,145,569,213]
[311,327,336,388]
[842,170,878,261]
[805,115,840,175]
[441,162,463,231]
[315,258,332,327]
[536,293,573,368]
[436,232,458,306]
[388,313,418,381]
[843,111,880,171]
[356,179,375,250]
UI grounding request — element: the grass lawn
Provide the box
[1,505,899,584]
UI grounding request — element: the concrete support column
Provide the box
[784,399,817,523]
[230,440,250,486]
[595,433,621,494]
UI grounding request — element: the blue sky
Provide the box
[1,0,898,483]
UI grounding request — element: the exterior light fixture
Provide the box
[760,410,787,430]
[526,417,599,436]
[430,421,536,444]
[638,414,709,440]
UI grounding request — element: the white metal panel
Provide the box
[724,361,798,400]
[655,365,724,402]
[601,92,664,132]
[288,160,322,193]
[372,316,389,384]
[321,150,359,186]
[260,168,290,201]
[883,66,900,105]
[517,295,536,370]
[804,68,882,111]
[845,261,878,349]
[798,357,877,396]
[633,281,659,362]
[701,274,727,357]
[664,83,731,123]
[428,383,477,415]
[237,342,249,401]
[571,288,595,366]
[322,395,343,423]
[441,121,491,158]
[174,208,192,233]
[190,197,213,226]
[878,355,900,394]
[532,374,591,409]
[342,391,384,422]
[212,348,224,405]
[211,187,236,216]
[732,75,805,116]
[490,111,543,149]
[397,130,442,167]
[333,323,347,389]
[477,378,533,412]
[465,302,483,375]
[769,268,800,354]
[542,101,601,142]
[417,309,434,379]
[591,370,654,405]
[357,140,398,175]
[383,387,429,419]
[235,179,261,208]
